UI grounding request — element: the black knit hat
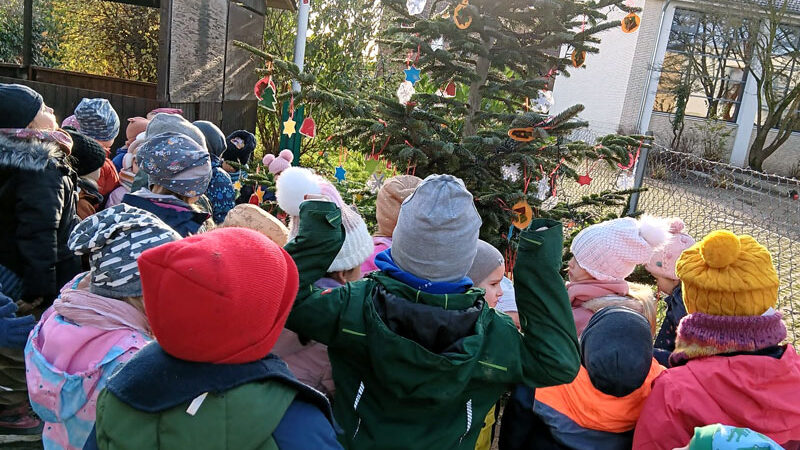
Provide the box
[580,306,653,398]
[225,130,256,165]
[65,128,107,176]
[0,83,43,129]
[194,120,226,157]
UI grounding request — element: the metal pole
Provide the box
[291,0,310,92]
[22,0,33,74]
[627,140,652,216]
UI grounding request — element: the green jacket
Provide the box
[284,201,580,450]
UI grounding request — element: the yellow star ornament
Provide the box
[283,117,297,138]
[233,180,242,190]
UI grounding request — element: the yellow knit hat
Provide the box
[676,230,778,316]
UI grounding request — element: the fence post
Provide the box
[626,143,651,216]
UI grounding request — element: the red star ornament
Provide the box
[578,174,592,186]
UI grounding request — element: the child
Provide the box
[263,149,295,176]
[105,133,145,208]
[223,204,289,246]
[675,424,784,450]
[468,240,520,328]
[74,98,120,197]
[64,129,108,219]
[224,130,256,203]
[273,167,373,397]
[122,132,212,237]
[284,173,580,449]
[633,231,800,449]
[568,216,669,336]
[644,218,695,366]
[111,117,149,172]
[25,204,180,450]
[89,228,341,449]
[361,175,422,273]
[194,120,236,224]
[529,306,665,449]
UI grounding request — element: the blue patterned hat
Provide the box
[136,132,212,198]
[75,98,120,142]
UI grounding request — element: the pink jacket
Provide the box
[361,236,392,274]
[633,346,800,450]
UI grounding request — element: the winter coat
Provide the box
[361,236,392,274]
[531,360,665,449]
[0,135,81,303]
[121,189,210,237]
[76,178,103,220]
[25,283,150,450]
[111,148,126,173]
[571,282,657,337]
[633,345,800,450]
[284,201,580,449]
[89,343,342,450]
[206,154,236,224]
[653,285,686,366]
[272,277,339,398]
[96,157,118,197]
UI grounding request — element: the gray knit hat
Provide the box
[392,174,482,282]
[68,204,181,299]
[468,240,505,284]
[74,98,120,142]
[146,113,206,150]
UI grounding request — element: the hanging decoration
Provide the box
[335,143,347,183]
[616,169,635,190]
[282,96,297,138]
[578,158,602,186]
[501,163,521,182]
[431,36,446,52]
[535,177,550,201]
[530,90,554,114]
[618,139,643,170]
[571,49,587,68]
[453,0,473,29]
[441,81,457,98]
[406,0,425,15]
[367,172,386,194]
[621,12,641,33]
[254,62,277,112]
[397,81,415,105]
[508,127,535,142]
[511,200,533,230]
[404,65,421,85]
[299,117,316,138]
[233,180,242,191]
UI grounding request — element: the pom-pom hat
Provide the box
[263,149,294,175]
[677,230,778,316]
[645,219,696,281]
[137,227,299,364]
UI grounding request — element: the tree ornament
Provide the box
[511,200,533,230]
[404,65,421,85]
[254,75,276,100]
[257,87,277,112]
[508,127,535,142]
[577,174,593,186]
[299,117,316,138]
[571,49,587,68]
[453,0,473,29]
[501,163,521,182]
[364,158,380,175]
[541,195,558,211]
[282,117,297,138]
[367,172,386,194]
[431,36,445,52]
[444,81,456,97]
[535,177,550,201]
[530,90,554,114]
[616,169,635,190]
[406,0,425,15]
[254,186,265,203]
[248,194,259,205]
[334,166,347,182]
[621,13,641,33]
[233,180,242,191]
[397,81,415,105]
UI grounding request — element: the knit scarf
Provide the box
[54,273,151,336]
[0,128,73,153]
[567,279,630,306]
[374,249,473,295]
[670,310,786,367]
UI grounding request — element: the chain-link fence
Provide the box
[560,130,800,342]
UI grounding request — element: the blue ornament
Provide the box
[404,65,421,85]
[335,166,347,182]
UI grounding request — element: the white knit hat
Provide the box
[277,167,373,272]
[570,215,670,281]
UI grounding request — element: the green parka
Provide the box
[284,201,580,449]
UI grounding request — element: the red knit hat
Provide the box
[137,227,299,364]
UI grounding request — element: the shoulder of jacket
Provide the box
[0,135,67,172]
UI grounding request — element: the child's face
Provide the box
[568,257,593,282]
[654,274,680,295]
[477,265,505,308]
[28,103,58,131]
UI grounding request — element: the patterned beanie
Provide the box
[68,204,180,299]
[223,204,289,247]
[74,98,120,142]
[645,219,696,281]
[376,175,422,237]
[677,230,778,316]
[570,216,670,281]
[146,113,206,150]
[61,115,81,130]
[136,132,212,198]
[277,167,373,272]
[687,424,782,450]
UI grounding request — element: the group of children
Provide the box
[0,81,798,450]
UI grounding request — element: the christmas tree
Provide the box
[340,0,651,250]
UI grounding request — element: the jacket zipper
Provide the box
[352,381,365,439]
[458,399,473,445]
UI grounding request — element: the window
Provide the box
[654,9,752,122]
[757,24,800,130]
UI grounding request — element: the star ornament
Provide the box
[233,180,242,190]
[404,65,421,85]
[577,174,592,186]
[254,186,265,203]
[283,117,297,138]
[334,165,347,182]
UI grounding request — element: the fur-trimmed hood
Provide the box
[0,134,65,172]
[580,283,658,334]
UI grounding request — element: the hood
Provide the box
[25,305,149,423]
[360,272,489,400]
[682,346,800,439]
[0,134,64,172]
[580,282,657,334]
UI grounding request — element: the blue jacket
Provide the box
[111,148,126,173]
[121,192,209,237]
[206,154,236,224]
[653,285,686,366]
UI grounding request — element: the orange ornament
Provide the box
[511,200,533,230]
[454,0,473,29]
[571,49,587,68]
[621,13,641,33]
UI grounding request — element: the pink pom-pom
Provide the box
[262,154,276,166]
[668,218,685,234]
[279,149,294,163]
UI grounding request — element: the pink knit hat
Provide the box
[645,219,695,280]
[276,167,373,272]
[263,149,294,175]
[571,216,670,281]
